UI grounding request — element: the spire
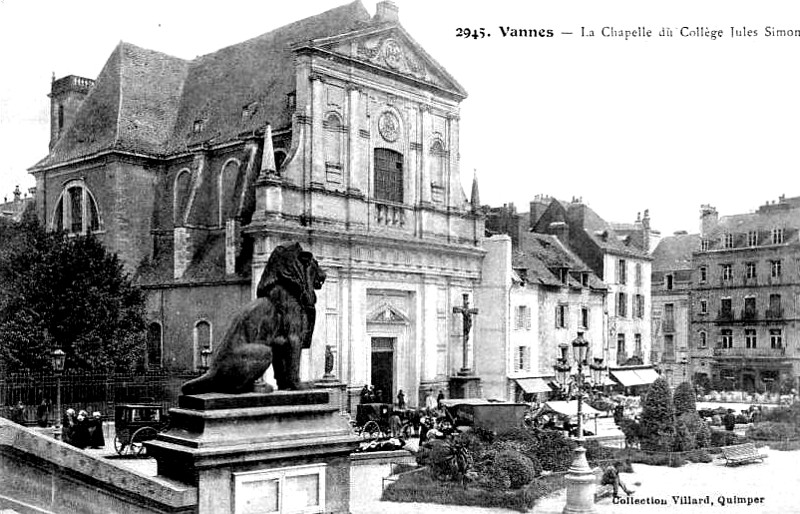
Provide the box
[470,169,480,212]
[260,124,276,176]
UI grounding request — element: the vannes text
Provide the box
[455,27,554,39]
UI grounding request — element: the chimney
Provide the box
[641,208,651,252]
[374,1,399,22]
[49,75,95,151]
[548,221,569,245]
[529,195,551,230]
[699,204,718,238]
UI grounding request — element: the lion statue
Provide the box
[181,242,326,395]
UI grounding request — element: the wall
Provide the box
[476,236,512,399]
[0,418,196,513]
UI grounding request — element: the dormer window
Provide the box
[723,233,734,248]
[748,230,758,247]
[241,102,259,122]
[559,268,569,284]
[193,119,205,134]
[772,227,785,245]
[581,273,589,287]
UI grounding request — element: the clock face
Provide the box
[383,39,403,70]
[378,111,400,142]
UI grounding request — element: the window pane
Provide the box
[89,195,100,232]
[285,474,319,509]
[69,187,83,233]
[239,479,279,514]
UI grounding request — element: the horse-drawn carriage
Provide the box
[354,403,417,439]
[113,403,168,456]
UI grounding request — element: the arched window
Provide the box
[699,331,707,349]
[219,159,243,224]
[274,150,287,171]
[374,148,403,203]
[324,113,343,166]
[194,320,212,371]
[51,181,101,234]
[174,169,192,225]
[147,322,163,369]
[429,140,445,203]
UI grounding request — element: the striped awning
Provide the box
[611,368,660,387]
[515,377,553,394]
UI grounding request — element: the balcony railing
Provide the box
[713,346,786,358]
[740,309,758,321]
[374,202,406,227]
[662,320,675,333]
[716,310,734,322]
[765,308,784,320]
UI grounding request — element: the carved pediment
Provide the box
[312,27,466,98]
[367,302,410,325]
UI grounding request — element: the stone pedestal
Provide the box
[314,378,347,413]
[449,373,482,399]
[146,390,359,514]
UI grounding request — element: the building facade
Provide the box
[29,1,484,408]
[691,199,800,394]
[530,198,653,368]
[478,233,606,401]
[651,232,699,388]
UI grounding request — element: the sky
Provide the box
[2,0,800,236]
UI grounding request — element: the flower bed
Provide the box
[381,467,562,512]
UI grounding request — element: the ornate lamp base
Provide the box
[563,444,598,514]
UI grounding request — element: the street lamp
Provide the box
[200,346,212,372]
[51,349,65,429]
[553,332,604,514]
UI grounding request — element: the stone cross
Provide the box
[453,293,478,372]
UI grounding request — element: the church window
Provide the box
[219,159,243,224]
[174,169,192,225]
[58,104,65,132]
[51,182,101,235]
[429,141,445,203]
[324,113,344,184]
[374,148,404,203]
[147,322,163,369]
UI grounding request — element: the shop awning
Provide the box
[610,368,660,387]
[515,377,553,394]
[542,401,601,417]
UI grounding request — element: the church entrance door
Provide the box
[371,337,395,404]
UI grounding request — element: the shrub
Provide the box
[618,418,642,447]
[627,449,684,467]
[673,382,697,416]
[673,417,694,452]
[746,421,798,441]
[684,450,713,463]
[639,377,675,451]
[695,418,711,449]
[495,427,575,472]
[496,450,536,488]
[491,440,543,477]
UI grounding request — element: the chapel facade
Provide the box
[29,1,485,408]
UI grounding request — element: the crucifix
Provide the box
[453,293,479,373]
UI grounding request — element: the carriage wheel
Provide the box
[113,434,126,455]
[130,427,157,456]
[360,421,381,440]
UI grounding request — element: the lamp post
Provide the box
[51,349,65,429]
[553,332,605,514]
[199,347,212,372]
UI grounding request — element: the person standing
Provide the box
[424,392,436,415]
[437,390,445,410]
[36,399,49,427]
[10,401,25,425]
[61,409,76,445]
[88,412,105,449]
[396,390,406,410]
[72,410,90,449]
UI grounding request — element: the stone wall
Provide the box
[0,417,196,513]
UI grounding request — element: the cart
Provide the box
[113,403,168,456]
[354,403,415,439]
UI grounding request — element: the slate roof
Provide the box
[32,1,371,170]
[702,198,800,250]
[652,233,700,272]
[567,202,650,260]
[512,232,606,290]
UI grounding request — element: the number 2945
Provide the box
[456,28,488,39]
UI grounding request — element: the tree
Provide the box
[0,215,146,372]
[673,381,697,417]
[639,377,675,451]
